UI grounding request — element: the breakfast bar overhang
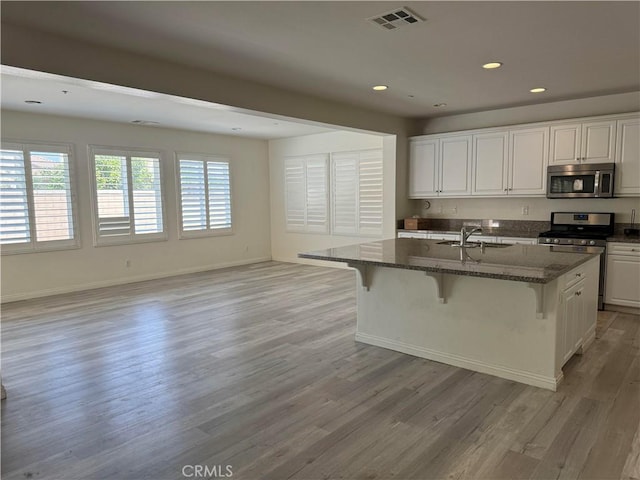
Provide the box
[300,238,601,391]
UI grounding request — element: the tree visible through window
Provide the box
[90,147,165,244]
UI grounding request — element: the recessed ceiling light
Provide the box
[231,127,242,131]
[372,85,388,91]
[131,120,160,126]
[24,100,42,104]
[433,103,447,108]
[530,87,547,93]
[482,62,503,69]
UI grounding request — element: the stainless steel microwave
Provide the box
[547,163,615,198]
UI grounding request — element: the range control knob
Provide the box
[545,238,552,243]
[553,239,560,244]
[580,239,587,245]
[589,240,596,245]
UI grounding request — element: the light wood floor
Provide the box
[1,261,639,480]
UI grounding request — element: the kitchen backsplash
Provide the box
[413,197,640,222]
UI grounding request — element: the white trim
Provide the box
[354,330,562,391]
[1,256,272,303]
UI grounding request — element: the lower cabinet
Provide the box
[605,243,640,308]
[561,279,586,364]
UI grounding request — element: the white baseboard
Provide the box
[355,331,562,391]
[604,304,640,316]
[1,256,272,303]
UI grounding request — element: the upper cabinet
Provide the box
[409,135,471,198]
[472,127,549,196]
[409,112,638,199]
[549,120,616,165]
[615,116,640,196]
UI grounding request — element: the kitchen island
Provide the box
[300,238,601,390]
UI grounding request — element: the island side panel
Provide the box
[353,266,561,390]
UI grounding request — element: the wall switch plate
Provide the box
[452,206,458,215]
[522,206,529,215]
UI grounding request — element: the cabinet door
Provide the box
[614,117,640,196]
[439,135,472,196]
[509,127,549,195]
[562,281,585,364]
[605,253,640,307]
[409,139,439,198]
[581,120,616,163]
[550,124,581,165]
[472,132,509,196]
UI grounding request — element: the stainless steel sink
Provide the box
[437,240,510,248]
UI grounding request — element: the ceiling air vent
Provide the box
[368,7,424,30]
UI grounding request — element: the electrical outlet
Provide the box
[125,259,131,268]
[452,206,458,215]
[522,206,529,216]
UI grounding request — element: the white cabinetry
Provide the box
[409,139,438,197]
[614,117,640,196]
[408,135,471,198]
[397,231,428,239]
[509,127,549,195]
[561,278,586,364]
[558,259,598,367]
[549,120,616,165]
[605,243,640,308]
[472,131,509,195]
[498,237,538,245]
[472,128,548,196]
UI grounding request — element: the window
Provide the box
[284,154,329,233]
[0,142,78,253]
[176,153,232,237]
[90,147,166,245]
[332,149,383,236]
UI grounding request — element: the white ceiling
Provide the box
[0,67,337,139]
[1,1,639,120]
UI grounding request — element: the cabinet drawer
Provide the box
[608,243,640,256]
[398,231,428,239]
[563,266,587,290]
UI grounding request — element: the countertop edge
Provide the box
[298,251,597,284]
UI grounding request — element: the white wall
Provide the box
[269,131,395,263]
[415,196,640,223]
[1,111,272,302]
[417,92,640,135]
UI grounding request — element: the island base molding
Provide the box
[355,331,563,391]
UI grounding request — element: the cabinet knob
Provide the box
[576,273,582,277]
[504,189,508,192]
[576,291,582,296]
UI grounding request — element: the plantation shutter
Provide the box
[179,160,207,231]
[284,155,328,233]
[284,157,306,232]
[29,147,75,242]
[0,147,30,244]
[94,153,131,238]
[305,156,328,233]
[132,157,163,234]
[332,152,358,235]
[358,150,383,236]
[91,147,165,244]
[177,154,232,236]
[207,161,232,230]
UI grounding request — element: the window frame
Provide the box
[175,152,234,239]
[1,140,80,255]
[88,145,168,247]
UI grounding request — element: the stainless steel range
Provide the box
[538,212,615,310]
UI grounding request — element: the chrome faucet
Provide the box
[459,226,483,247]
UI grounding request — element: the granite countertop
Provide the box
[398,228,541,238]
[607,235,640,244]
[299,238,600,284]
